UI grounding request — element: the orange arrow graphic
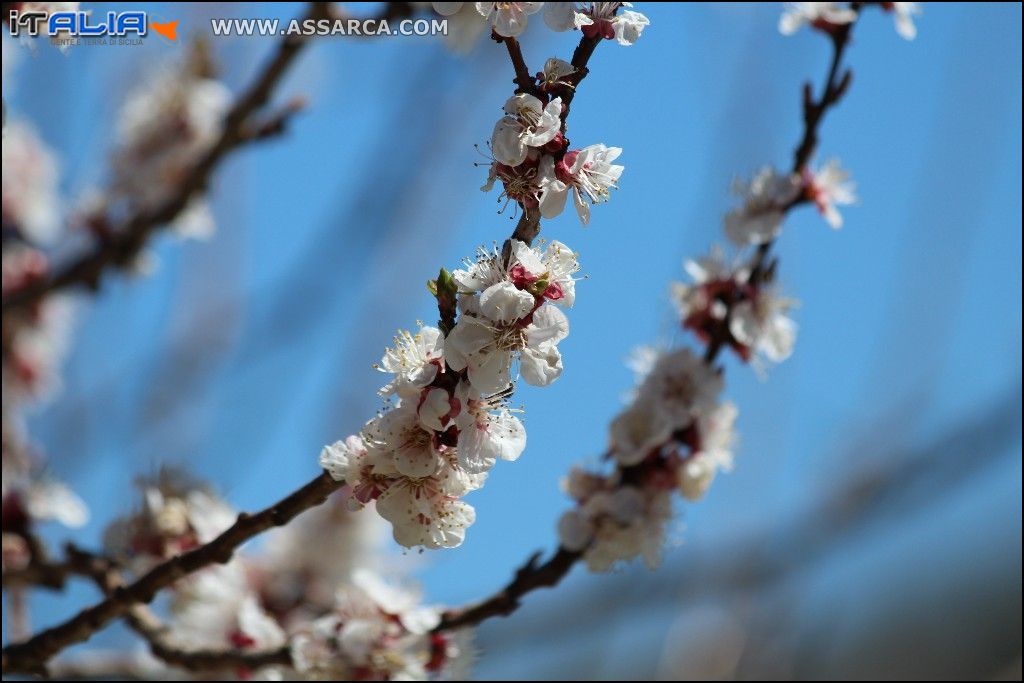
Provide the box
[150,20,178,41]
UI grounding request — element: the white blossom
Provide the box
[539,144,623,224]
[1,120,62,245]
[431,2,490,52]
[804,158,857,228]
[454,386,527,473]
[723,166,801,246]
[677,401,738,501]
[446,292,569,394]
[559,485,672,571]
[377,326,444,398]
[544,2,649,45]
[375,476,477,549]
[779,2,857,36]
[1,473,88,530]
[610,348,724,466]
[454,239,579,308]
[107,56,231,240]
[886,2,921,40]
[729,286,799,365]
[103,471,236,564]
[291,570,466,680]
[491,94,563,167]
[475,2,543,37]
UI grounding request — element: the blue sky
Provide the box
[5,3,1021,677]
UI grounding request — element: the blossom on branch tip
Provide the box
[93,48,231,241]
[475,2,544,38]
[539,143,624,224]
[779,2,858,36]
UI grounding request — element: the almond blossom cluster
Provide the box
[321,239,580,549]
[554,4,876,572]
[482,60,625,224]
[555,155,857,569]
[103,470,473,680]
[80,46,231,245]
[558,348,738,571]
[430,2,648,43]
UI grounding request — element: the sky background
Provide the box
[4,3,1021,679]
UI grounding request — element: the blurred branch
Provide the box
[1,472,341,676]
[0,2,420,316]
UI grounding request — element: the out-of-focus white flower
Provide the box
[291,569,468,680]
[779,2,857,35]
[885,2,920,40]
[491,94,563,167]
[1,472,88,532]
[2,246,75,409]
[105,55,231,240]
[475,2,543,37]
[261,490,388,613]
[559,485,672,571]
[723,166,801,246]
[1,120,62,245]
[544,2,649,45]
[610,348,723,466]
[539,144,623,224]
[103,470,236,565]
[169,562,286,678]
[803,158,857,228]
[729,286,798,365]
[431,2,489,52]
[677,401,738,501]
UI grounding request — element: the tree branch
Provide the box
[1,472,340,676]
[2,1,331,315]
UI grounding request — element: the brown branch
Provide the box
[436,548,580,631]
[1,472,341,676]
[1,2,333,316]
[62,545,293,673]
[502,36,540,96]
